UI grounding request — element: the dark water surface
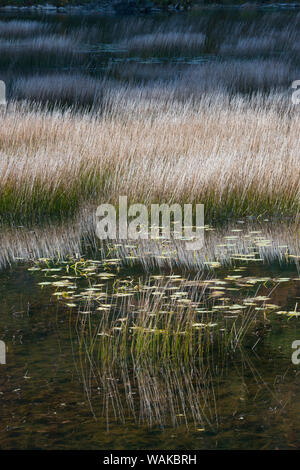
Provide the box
[0,7,300,450]
[0,260,299,450]
[0,5,297,74]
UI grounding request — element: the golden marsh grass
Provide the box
[0,84,299,225]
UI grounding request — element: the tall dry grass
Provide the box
[0,78,299,225]
[110,11,300,62]
[0,35,85,68]
[118,31,206,56]
[179,59,298,94]
[1,10,300,72]
[10,56,298,107]
[12,74,108,108]
[0,20,52,38]
[0,214,299,270]
[218,17,300,60]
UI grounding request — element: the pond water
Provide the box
[0,5,298,75]
[0,6,299,450]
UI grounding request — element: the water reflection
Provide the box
[0,262,299,449]
[1,215,299,271]
[0,243,299,448]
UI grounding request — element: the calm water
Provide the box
[0,5,297,76]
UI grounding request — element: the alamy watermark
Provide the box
[292,340,300,365]
[292,80,300,105]
[0,80,6,107]
[96,196,204,251]
[0,341,6,365]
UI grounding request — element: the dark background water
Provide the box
[0,6,298,77]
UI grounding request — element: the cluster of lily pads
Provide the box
[27,244,299,362]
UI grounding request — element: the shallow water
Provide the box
[0,257,299,450]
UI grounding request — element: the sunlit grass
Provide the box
[0,35,85,69]
[118,31,206,57]
[0,19,52,38]
[0,86,299,225]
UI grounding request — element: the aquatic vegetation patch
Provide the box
[118,32,206,57]
[0,89,299,225]
[28,252,294,363]
[0,19,53,38]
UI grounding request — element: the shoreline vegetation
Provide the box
[1,89,299,226]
